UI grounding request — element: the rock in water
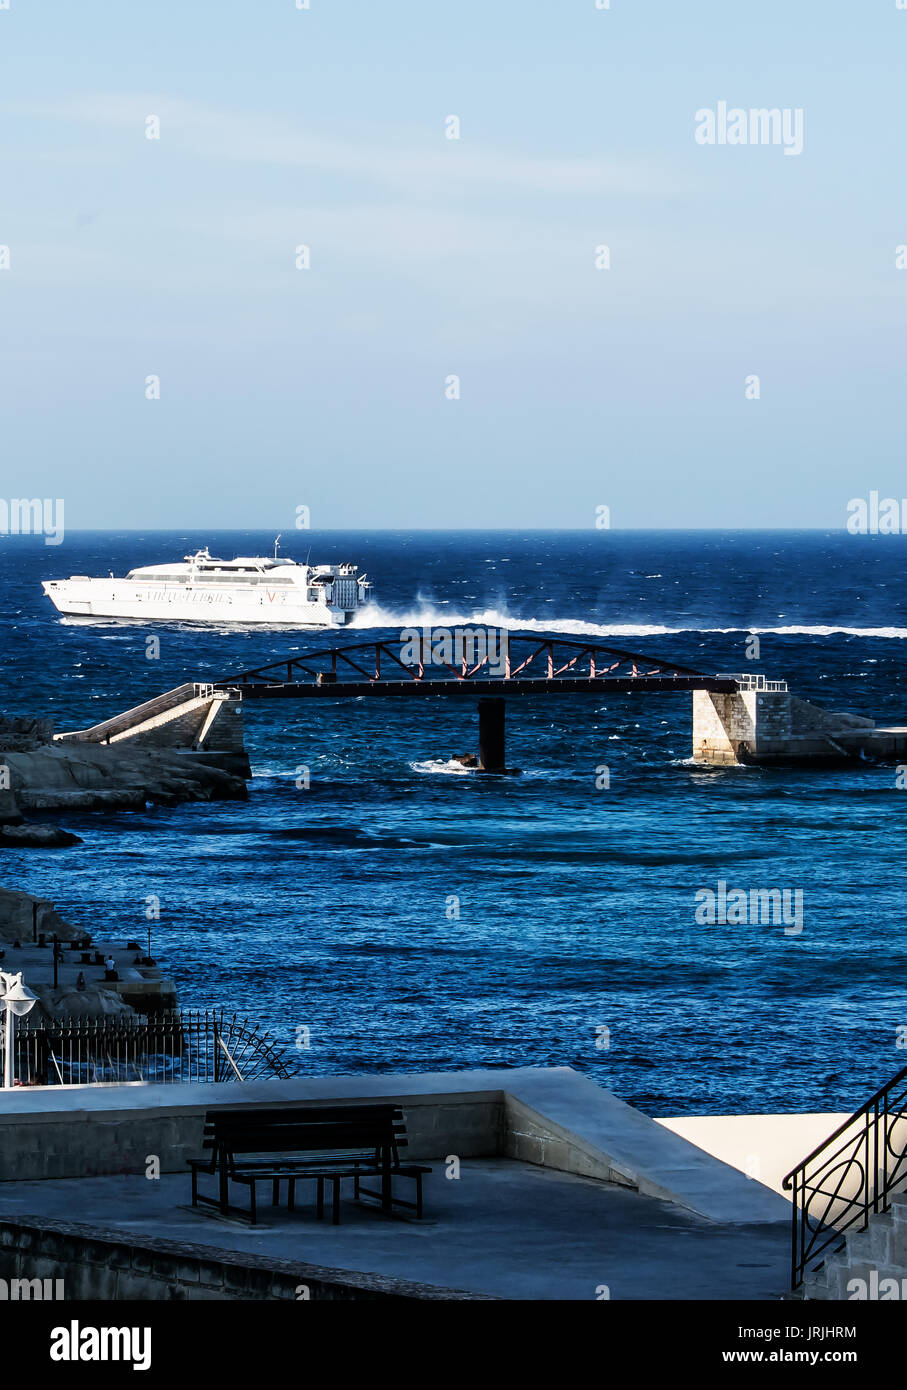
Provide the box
[0,742,248,815]
[0,824,83,848]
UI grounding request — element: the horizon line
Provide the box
[0,525,882,536]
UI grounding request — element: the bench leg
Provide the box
[316,1177,324,1220]
[191,1169,197,1208]
[288,1179,296,1212]
[332,1176,340,1225]
[272,1177,280,1207]
[381,1169,392,1214]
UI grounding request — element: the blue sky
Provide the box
[0,0,904,529]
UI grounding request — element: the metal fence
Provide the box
[10,1010,294,1087]
[783,1064,907,1287]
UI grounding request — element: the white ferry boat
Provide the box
[42,545,373,626]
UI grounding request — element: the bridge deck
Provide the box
[218,676,740,699]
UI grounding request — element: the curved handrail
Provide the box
[784,1064,907,1288]
[783,1065,907,1188]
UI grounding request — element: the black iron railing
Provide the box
[783,1064,907,1289]
[11,1010,294,1087]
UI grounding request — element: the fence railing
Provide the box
[715,673,789,692]
[783,1064,907,1288]
[10,1010,294,1087]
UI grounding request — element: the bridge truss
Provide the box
[214,633,739,700]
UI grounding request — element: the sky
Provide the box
[0,0,904,530]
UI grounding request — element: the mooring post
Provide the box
[478,698,506,771]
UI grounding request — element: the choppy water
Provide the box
[2,529,906,1115]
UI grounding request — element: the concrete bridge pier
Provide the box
[692,676,907,765]
[478,698,506,772]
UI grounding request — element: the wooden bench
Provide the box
[188,1104,431,1225]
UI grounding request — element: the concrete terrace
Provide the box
[0,1067,794,1300]
[0,1160,790,1301]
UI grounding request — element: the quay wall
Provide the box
[0,1216,481,1301]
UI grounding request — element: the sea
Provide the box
[2,529,906,1117]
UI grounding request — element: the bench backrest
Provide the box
[201,1104,409,1167]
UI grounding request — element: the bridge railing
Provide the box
[716,673,789,693]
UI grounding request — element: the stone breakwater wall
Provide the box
[0,1216,485,1300]
[0,885,78,945]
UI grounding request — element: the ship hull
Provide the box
[42,580,355,626]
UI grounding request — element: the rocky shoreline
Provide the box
[0,713,248,844]
[0,710,247,1018]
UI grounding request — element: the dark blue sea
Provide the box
[2,530,906,1116]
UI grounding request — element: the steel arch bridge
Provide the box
[211,632,743,770]
[213,632,740,700]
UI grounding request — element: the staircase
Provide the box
[784,1064,907,1296]
[803,1193,907,1299]
[54,683,217,746]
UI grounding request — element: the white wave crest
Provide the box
[352,604,907,640]
[410,758,474,776]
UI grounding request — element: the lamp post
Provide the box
[0,972,38,1089]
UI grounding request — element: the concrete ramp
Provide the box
[498,1068,791,1225]
[55,683,243,757]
